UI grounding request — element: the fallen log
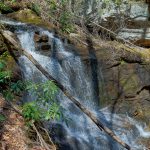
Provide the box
[1,30,131,150]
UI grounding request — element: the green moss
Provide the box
[13,9,41,24]
[6,9,55,30]
[7,9,46,26]
[120,73,139,94]
[120,60,126,65]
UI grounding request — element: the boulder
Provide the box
[69,35,150,125]
[6,9,43,25]
[6,9,54,29]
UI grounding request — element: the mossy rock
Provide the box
[7,9,41,24]
[6,9,54,29]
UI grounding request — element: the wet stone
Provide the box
[34,33,49,43]
[34,33,40,42]
[41,44,51,51]
[40,35,49,43]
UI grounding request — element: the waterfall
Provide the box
[1,18,150,150]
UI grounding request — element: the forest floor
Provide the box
[0,96,46,150]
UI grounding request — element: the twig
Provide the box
[32,123,51,150]
[40,126,56,150]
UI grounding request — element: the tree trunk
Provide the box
[1,30,131,150]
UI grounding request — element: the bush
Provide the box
[59,11,74,33]
[0,52,24,101]
[0,58,11,84]
[22,80,62,122]
[0,114,6,122]
[0,2,13,13]
[22,102,41,121]
[30,3,41,16]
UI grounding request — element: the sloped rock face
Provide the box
[68,35,150,125]
[80,46,150,125]
[98,61,150,113]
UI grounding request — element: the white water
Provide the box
[2,19,150,150]
[0,16,25,26]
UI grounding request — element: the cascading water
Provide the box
[1,17,150,150]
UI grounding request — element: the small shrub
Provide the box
[0,2,13,13]
[30,3,41,16]
[2,89,14,101]
[0,52,24,100]
[22,101,41,121]
[0,59,11,84]
[10,80,25,94]
[59,11,74,33]
[47,0,57,11]
[23,80,62,123]
[0,114,6,122]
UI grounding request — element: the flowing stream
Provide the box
[1,17,150,150]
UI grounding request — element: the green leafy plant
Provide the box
[31,3,41,16]
[11,0,17,3]
[10,80,25,94]
[2,89,14,101]
[46,0,74,33]
[23,80,62,123]
[2,81,25,101]
[0,114,6,122]
[47,0,57,11]
[0,60,5,70]
[0,53,24,100]
[0,59,11,84]
[0,70,11,83]
[0,2,13,13]
[45,102,61,120]
[59,11,74,33]
[22,101,41,121]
